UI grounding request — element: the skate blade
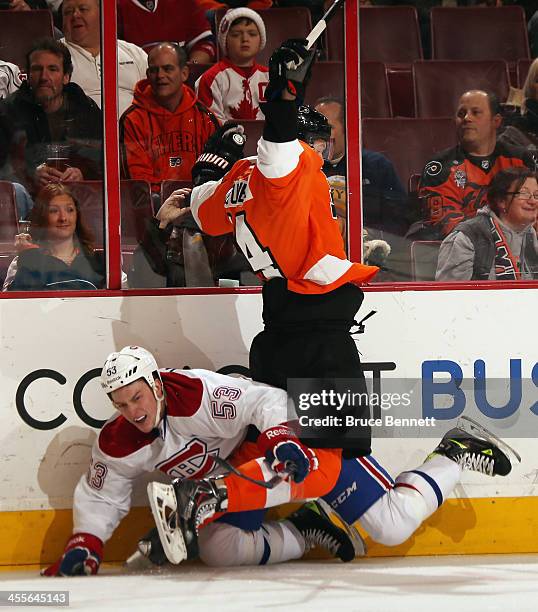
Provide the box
[457,416,522,464]
[147,482,187,565]
[317,498,367,557]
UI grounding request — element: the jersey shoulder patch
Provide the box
[99,415,158,459]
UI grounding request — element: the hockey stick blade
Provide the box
[317,498,367,557]
[147,482,187,565]
[457,416,522,464]
[306,0,345,50]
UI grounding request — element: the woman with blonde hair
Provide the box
[500,58,538,151]
[3,183,105,290]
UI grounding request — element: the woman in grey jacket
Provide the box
[436,167,538,281]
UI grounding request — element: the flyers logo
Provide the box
[425,161,442,177]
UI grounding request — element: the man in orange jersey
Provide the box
[164,40,380,457]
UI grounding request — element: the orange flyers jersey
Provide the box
[190,137,378,294]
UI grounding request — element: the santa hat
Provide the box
[218,8,267,56]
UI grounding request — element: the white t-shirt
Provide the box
[0,61,22,100]
[60,38,147,117]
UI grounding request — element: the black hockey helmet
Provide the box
[297,105,333,159]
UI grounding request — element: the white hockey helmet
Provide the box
[101,346,161,398]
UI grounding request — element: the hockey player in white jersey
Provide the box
[42,345,356,576]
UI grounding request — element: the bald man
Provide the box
[120,43,217,191]
[418,89,535,239]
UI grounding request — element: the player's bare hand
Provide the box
[14,233,34,251]
[156,188,192,229]
[35,163,63,187]
[60,166,84,182]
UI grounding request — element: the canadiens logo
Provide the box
[453,169,466,188]
[425,161,442,177]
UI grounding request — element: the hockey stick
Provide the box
[305,0,345,51]
[213,456,297,489]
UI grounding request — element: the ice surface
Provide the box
[2,555,538,611]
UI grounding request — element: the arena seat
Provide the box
[360,62,392,118]
[120,180,153,248]
[410,240,442,281]
[430,7,530,63]
[0,10,54,71]
[361,117,456,189]
[160,180,192,203]
[359,6,423,65]
[304,62,345,106]
[325,1,343,62]
[413,60,511,118]
[0,181,19,250]
[215,7,312,66]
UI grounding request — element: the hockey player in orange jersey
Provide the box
[161,39,379,458]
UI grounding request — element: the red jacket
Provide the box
[120,80,218,191]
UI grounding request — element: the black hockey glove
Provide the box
[191,121,246,187]
[265,38,316,104]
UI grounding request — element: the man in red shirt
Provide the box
[120,43,218,193]
[117,0,216,61]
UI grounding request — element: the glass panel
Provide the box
[0,1,105,292]
[359,5,538,284]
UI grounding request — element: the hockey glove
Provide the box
[258,425,319,484]
[41,533,103,576]
[191,122,246,187]
[265,38,316,103]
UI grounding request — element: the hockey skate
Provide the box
[431,416,520,477]
[287,500,359,562]
[147,477,228,565]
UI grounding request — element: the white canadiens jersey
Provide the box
[73,368,289,542]
[195,59,268,122]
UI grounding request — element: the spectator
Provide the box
[197,1,272,9]
[0,38,102,195]
[499,58,538,152]
[195,7,268,122]
[314,96,407,237]
[119,43,218,192]
[0,60,21,99]
[0,0,49,10]
[127,187,242,288]
[436,167,538,281]
[3,183,106,290]
[60,0,147,116]
[117,0,216,61]
[417,90,535,240]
